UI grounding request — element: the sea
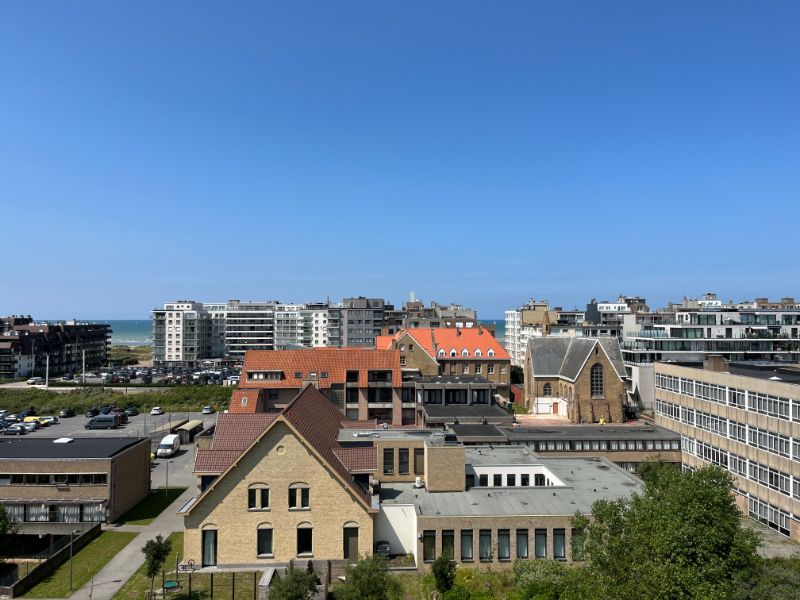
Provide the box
[82,318,505,347]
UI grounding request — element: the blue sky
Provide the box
[1,1,798,319]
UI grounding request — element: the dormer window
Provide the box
[461,349,469,357]
[450,349,457,357]
[487,349,495,357]
[438,349,446,358]
[475,349,482,357]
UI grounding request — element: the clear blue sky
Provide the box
[1,1,798,319]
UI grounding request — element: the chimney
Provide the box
[704,355,729,373]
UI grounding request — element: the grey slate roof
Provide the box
[528,337,626,382]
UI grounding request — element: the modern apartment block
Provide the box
[0,316,110,379]
[654,357,800,540]
[328,297,386,347]
[622,293,800,409]
[181,385,642,570]
[152,301,225,366]
[225,301,277,358]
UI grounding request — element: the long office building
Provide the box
[654,357,800,540]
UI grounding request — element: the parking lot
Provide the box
[14,410,213,439]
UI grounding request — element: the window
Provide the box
[488,349,495,357]
[479,530,492,561]
[543,383,552,397]
[498,530,511,561]
[248,485,269,510]
[462,349,469,357]
[461,530,473,561]
[475,349,482,357]
[414,448,425,475]
[297,526,313,556]
[475,364,482,374]
[423,530,436,562]
[289,485,310,509]
[516,529,529,558]
[257,527,273,556]
[442,530,455,560]
[554,529,566,559]
[493,474,502,486]
[450,349,457,357]
[383,448,395,475]
[398,449,409,475]
[590,364,604,397]
[520,474,530,486]
[535,529,547,558]
[534,474,545,486]
[488,365,495,374]
[438,349,446,358]
[507,474,516,487]
[479,474,488,487]
[462,364,469,374]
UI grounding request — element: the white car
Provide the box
[26,377,44,385]
[39,415,59,425]
[150,406,164,416]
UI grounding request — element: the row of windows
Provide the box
[246,484,309,510]
[655,374,795,421]
[421,528,579,562]
[682,436,795,500]
[532,439,679,452]
[382,448,425,476]
[3,502,105,523]
[437,348,497,358]
[467,473,549,488]
[749,497,792,537]
[0,473,108,486]
[657,400,796,461]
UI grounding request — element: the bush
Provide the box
[334,555,402,600]
[269,566,318,600]
[442,586,470,600]
[432,553,456,593]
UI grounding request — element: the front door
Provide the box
[552,401,559,414]
[202,530,217,567]
[343,527,358,561]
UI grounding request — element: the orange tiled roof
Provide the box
[239,348,402,389]
[333,447,378,472]
[194,449,242,474]
[228,389,264,413]
[212,413,277,450]
[403,328,510,360]
[374,335,394,350]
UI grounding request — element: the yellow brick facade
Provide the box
[184,421,374,565]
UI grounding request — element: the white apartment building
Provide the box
[504,309,542,367]
[152,301,223,366]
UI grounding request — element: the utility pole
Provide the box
[82,349,86,384]
[45,355,49,389]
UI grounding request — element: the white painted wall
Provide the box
[376,504,417,560]
[533,396,568,417]
[465,464,564,486]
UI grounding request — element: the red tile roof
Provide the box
[333,447,377,472]
[211,413,277,450]
[239,348,402,389]
[340,419,379,429]
[403,328,510,360]
[228,389,265,414]
[194,449,242,474]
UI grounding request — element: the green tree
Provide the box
[141,534,172,598]
[334,555,402,600]
[732,556,800,600]
[0,505,19,560]
[432,553,456,593]
[442,585,471,600]
[573,464,760,600]
[269,566,318,600]
[510,365,524,385]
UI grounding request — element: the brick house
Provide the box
[524,337,629,423]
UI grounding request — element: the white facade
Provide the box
[504,310,544,367]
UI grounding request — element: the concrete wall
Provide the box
[375,504,417,558]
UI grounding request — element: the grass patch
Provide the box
[23,531,137,598]
[116,488,187,526]
[393,568,517,599]
[113,533,260,600]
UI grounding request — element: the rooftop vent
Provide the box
[54,438,74,444]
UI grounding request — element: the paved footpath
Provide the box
[61,488,193,600]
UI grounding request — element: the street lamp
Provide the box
[165,460,174,497]
[69,528,82,591]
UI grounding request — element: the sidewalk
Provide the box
[64,487,193,600]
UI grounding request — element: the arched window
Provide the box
[247,483,270,510]
[461,348,469,357]
[450,348,457,357]
[241,396,248,407]
[487,349,495,357]
[475,349,482,357]
[257,522,273,557]
[543,383,552,397]
[289,482,310,509]
[297,522,313,556]
[590,364,604,397]
[438,349,446,358]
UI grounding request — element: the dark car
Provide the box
[17,407,36,419]
[110,408,128,423]
[124,406,139,417]
[59,408,76,418]
[375,541,391,558]
[2,424,26,435]
[85,407,100,418]
[99,406,112,415]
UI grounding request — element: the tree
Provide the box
[573,464,760,600]
[269,566,318,600]
[141,535,172,598]
[432,553,456,593]
[510,365,524,385]
[334,555,402,600]
[0,505,19,561]
[732,557,800,600]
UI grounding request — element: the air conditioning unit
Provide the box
[414,476,423,488]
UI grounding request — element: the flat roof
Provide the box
[380,456,643,517]
[423,404,513,420]
[0,437,148,460]
[501,423,680,442]
[670,361,800,386]
[465,445,541,466]
[339,428,439,443]
[409,375,495,385]
[450,424,506,441]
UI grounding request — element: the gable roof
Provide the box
[333,447,378,472]
[185,385,374,514]
[239,348,402,389]
[528,337,626,382]
[403,328,509,360]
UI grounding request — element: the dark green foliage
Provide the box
[733,556,800,600]
[442,585,471,600]
[268,566,318,600]
[432,553,456,593]
[510,365,524,385]
[573,464,760,600]
[334,554,402,600]
[142,534,172,596]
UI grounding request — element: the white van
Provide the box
[157,434,180,458]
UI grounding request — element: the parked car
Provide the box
[110,408,128,423]
[201,405,215,415]
[150,406,164,416]
[17,407,36,418]
[99,406,112,415]
[124,406,139,417]
[2,424,26,435]
[26,377,44,385]
[21,421,39,432]
[59,408,76,418]
[85,415,117,430]
[23,416,46,427]
[4,414,20,423]
[375,540,391,558]
[39,415,59,425]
